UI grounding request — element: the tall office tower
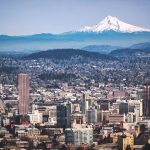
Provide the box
[82,93,89,114]
[143,83,150,117]
[86,107,97,124]
[57,102,71,128]
[18,73,29,115]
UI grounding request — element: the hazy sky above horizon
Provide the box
[0,0,150,35]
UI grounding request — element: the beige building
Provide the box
[118,132,134,150]
[109,114,125,124]
[28,110,43,124]
[48,105,57,125]
[110,132,123,143]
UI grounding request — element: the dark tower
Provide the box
[143,83,150,117]
[57,102,71,128]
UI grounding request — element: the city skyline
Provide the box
[0,0,150,149]
[0,0,150,35]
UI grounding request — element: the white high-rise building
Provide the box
[65,128,93,146]
[86,107,97,124]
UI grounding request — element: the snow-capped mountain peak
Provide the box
[78,16,150,33]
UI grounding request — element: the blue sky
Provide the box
[0,0,150,35]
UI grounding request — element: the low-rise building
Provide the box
[28,110,43,124]
[109,114,125,124]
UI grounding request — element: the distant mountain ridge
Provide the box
[110,48,150,57]
[82,45,122,54]
[0,42,150,57]
[0,16,150,51]
[81,42,150,54]
[130,42,150,50]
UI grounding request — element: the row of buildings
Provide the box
[0,73,150,149]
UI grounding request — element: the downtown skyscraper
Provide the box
[18,74,29,115]
[143,83,150,117]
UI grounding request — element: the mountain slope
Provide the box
[25,49,115,60]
